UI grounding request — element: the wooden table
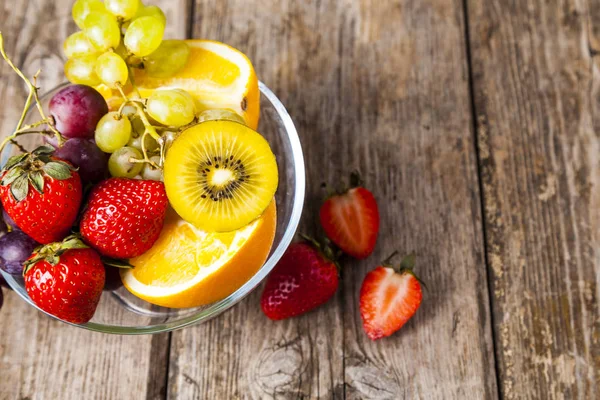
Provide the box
[0,1,598,399]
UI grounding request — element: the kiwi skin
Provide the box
[164,120,278,232]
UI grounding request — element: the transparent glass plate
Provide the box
[0,82,305,334]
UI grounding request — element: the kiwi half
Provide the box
[164,120,278,232]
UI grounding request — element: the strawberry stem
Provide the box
[382,250,400,265]
[400,253,416,270]
[349,170,363,188]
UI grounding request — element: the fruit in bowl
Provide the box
[0,0,292,326]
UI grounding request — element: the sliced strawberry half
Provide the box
[320,172,379,259]
[359,253,423,340]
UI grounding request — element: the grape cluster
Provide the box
[63,0,203,180]
[65,0,190,87]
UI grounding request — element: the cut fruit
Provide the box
[164,120,278,232]
[132,40,260,129]
[122,200,276,308]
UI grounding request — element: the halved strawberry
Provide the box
[359,253,423,340]
[320,172,379,259]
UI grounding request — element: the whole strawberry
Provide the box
[261,241,339,320]
[0,146,82,244]
[320,172,379,259]
[360,253,423,340]
[80,178,168,259]
[24,235,105,324]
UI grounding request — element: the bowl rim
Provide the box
[0,81,306,334]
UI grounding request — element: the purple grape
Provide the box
[49,84,108,139]
[0,231,38,275]
[54,138,108,183]
[2,208,19,231]
[103,266,123,291]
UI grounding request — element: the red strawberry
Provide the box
[261,241,339,320]
[80,178,168,259]
[360,253,423,340]
[24,235,105,324]
[0,146,82,244]
[320,172,379,259]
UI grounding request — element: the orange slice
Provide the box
[121,200,276,308]
[132,39,260,130]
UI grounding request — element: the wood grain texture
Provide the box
[0,1,188,399]
[167,1,497,399]
[168,1,346,399]
[467,0,600,398]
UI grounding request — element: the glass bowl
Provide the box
[0,82,305,334]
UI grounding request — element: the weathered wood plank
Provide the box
[339,1,497,399]
[167,1,346,399]
[467,0,600,398]
[0,1,188,399]
[168,1,497,399]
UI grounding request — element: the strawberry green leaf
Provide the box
[37,155,52,164]
[1,166,24,186]
[43,162,72,180]
[2,153,27,171]
[102,257,134,269]
[46,254,59,266]
[32,145,56,156]
[29,171,44,194]
[400,253,416,270]
[10,174,29,202]
[60,236,89,250]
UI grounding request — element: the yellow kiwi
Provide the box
[164,120,278,232]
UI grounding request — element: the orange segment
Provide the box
[121,200,276,308]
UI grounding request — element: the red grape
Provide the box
[0,231,38,275]
[49,84,108,139]
[54,138,108,183]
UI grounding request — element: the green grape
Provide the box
[63,31,96,58]
[108,147,143,178]
[123,5,166,29]
[95,112,132,153]
[135,5,166,27]
[144,40,190,78]
[83,11,121,51]
[141,156,163,181]
[124,16,164,57]
[120,104,137,117]
[105,0,140,20]
[64,54,101,86]
[198,109,245,125]
[72,0,106,29]
[128,132,159,152]
[95,52,129,87]
[146,89,196,127]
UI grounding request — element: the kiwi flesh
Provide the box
[164,120,278,232]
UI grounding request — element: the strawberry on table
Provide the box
[261,240,339,320]
[24,235,105,324]
[0,146,82,244]
[360,253,423,340]
[320,172,380,259]
[80,177,168,259]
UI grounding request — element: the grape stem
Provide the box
[10,139,27,153]
[115,83,163,169]
[0,32,66,155]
